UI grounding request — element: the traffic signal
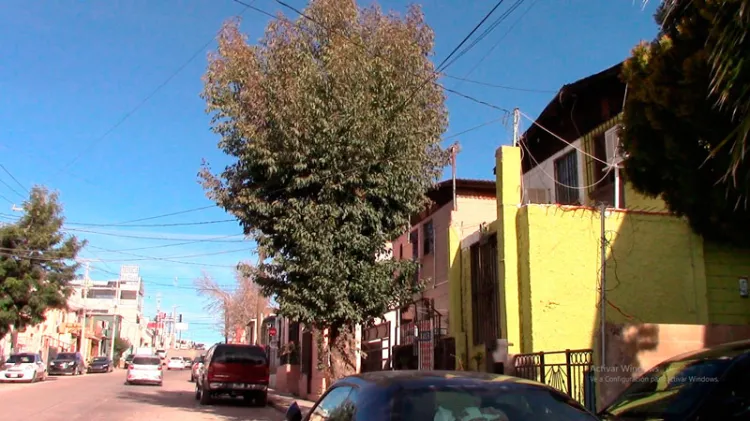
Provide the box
[178,314,182,323]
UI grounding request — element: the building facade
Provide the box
[449,63,750,410]
[69,265,147,356]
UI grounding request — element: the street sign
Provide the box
[268,327,277,337]
[418,330,432,342]
[175,323,188,332]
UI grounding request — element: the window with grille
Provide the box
[423,220,434,255]
[554,150,580,205]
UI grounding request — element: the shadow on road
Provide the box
[117,389,274,421]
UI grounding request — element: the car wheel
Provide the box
[199,386,212,405]
[256,392,268,407]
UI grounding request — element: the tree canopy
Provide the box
[621,0,750,245]
[0,186,85,339]
[200,0,447,372]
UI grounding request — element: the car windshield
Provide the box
[55,353,76,360]
[603,357,732,418]
[132,356,161,365]
[93,357,108,362]
[170,357,181,360]
[213,346,267,365]
[397,384,597,421]
[6,354,35,364]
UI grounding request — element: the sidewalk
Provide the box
[267,389,316,415]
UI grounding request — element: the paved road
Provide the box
[0,369,283,421]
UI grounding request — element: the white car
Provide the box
[125,355,163,386]
[1,353,47,383]
[166,356,185,370]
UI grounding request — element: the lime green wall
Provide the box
[450,145,750,373]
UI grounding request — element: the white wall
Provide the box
[522,139,585,204]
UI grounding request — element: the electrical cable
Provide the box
[454,0,541,88]
[438,0,524,72]
[518,110,609,165]
[52,3,255,177]
[234,0,513,117]
[0,164,29,194]
[0,176,24,199]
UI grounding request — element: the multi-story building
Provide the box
[69,265,147,357]
[0,307,81,362]
[357,178,497,373]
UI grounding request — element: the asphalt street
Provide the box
[0,368,283,421]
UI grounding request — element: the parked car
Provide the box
[599,339,750,421]
[123,354,134,368]
[167,356,186,370]
[87,356,113,373]
[190,355,205,383]
[195,344,269,406]
[48,352,86,376]
[125,355,163,386]
[284,370,597,421]
[0,353,47,383]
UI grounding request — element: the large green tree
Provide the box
[200,0,447,376]
[658,0,750,187]
[0,186,85,342]
[621,0,750,245]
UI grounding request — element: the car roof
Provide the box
[335,370,553,390]
[661,339,750,364]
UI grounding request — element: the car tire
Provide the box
[199,386,212,405]
[256,392,268,407]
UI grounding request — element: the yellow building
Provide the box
[449,64,750,410]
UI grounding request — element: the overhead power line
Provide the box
[456,0,540,87]
[437,0,517,73]
[0,164,29,195]
[234,0,513,116]
[52,3,255,176]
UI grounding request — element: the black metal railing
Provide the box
[514,349,595,411]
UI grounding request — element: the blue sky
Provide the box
[0,0,660,344]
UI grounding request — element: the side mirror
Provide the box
[286,401,303,421]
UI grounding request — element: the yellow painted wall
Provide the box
[450,145,750,374]
[520,205,710,355]
[704,242,750,324]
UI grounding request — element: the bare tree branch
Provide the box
[193,266,271,343]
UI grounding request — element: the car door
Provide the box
[35,355,46,378]
[307,386,358,421]
[696,358,750,420]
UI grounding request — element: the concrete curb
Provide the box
[267,396,287,414]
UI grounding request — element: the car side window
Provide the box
[309,386,354,421]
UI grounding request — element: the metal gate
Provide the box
[514,349,595,411]
[360,322,390,372]
[301,329,314,396]
[434,337,456,370]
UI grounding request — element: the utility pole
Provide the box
[224,297,229,344]
[80,261,92,360]
[449,142,461,211]
[109,278,121,361]
[512,108,520,147]
[599,203,607,368]
[171,305,177,349]
[155,293,162,349]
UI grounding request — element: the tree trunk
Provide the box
[324,324,358,383]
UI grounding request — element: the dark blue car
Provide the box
[285,370,597,421]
